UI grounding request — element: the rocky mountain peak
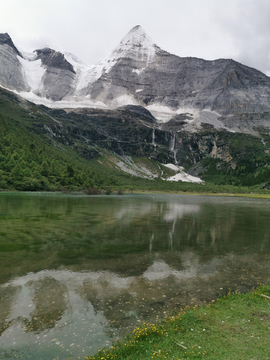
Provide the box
[120,25,153,46]
[90,25,160,80]
[34,47,75,74]
[107,25,159,64]
[0,33,22,57]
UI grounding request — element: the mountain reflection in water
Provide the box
[0,193,270,359]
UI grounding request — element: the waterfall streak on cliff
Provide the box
[152,128,156,150]
[170,132,178,164]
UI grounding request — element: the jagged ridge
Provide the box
[0,27,270,120]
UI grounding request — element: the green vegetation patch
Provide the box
[201,132,270,187]
[1,86,270,193]
[86,285,270,360]
[0,112,119,191]
[0,243,28,252]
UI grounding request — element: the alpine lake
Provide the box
[0,192,270,360]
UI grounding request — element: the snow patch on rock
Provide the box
[17,90,108,109]
[132,67,145,75]
[21,51,37,61]
[63,52,99,92]
[115,156,158,179]
[167,172,204,183]
[110,25,157,64]
[146,104,176,122]
[18,56,46,91]
[113,94,139,107]
[163,163,204,184]
[163,163,184,171]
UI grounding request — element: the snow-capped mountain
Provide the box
[1,26,270,123]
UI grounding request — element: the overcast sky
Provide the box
[0,0,269,75]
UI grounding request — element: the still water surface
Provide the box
[0,193,270,359]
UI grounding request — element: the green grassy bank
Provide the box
[86,285,270,360]
[128,189,270,199]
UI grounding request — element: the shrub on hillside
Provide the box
[84,187,101,195]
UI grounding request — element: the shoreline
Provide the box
[86,285,270,360]
[1,190,270,199]
[130,190,270,199]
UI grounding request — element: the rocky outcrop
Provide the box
[34,67,76,101]
[0,34,29,91]
[32,48,76,101]
[0,33,22,57]
[35,48,75,73]
[219,112,270,132]
[32,105,239,169]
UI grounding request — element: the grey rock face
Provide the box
[92,51,270,115]
[0,33,22,57]
[0,43,29,91]
[32,48,76,101]
[35,67,76,101]
[35,48,75,73]
[118,105,157,123]
[219,112,270,133]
